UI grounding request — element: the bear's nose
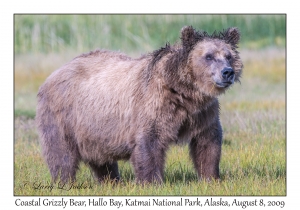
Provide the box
[221,67,235,82]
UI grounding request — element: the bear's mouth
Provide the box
[215,81,233,88]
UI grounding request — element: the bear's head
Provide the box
[181,26,243,96]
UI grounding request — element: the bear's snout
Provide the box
[215,67,235,88]
[221,67,235,82]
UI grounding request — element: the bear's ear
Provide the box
[180,26,197,49]
[224,27,240,46]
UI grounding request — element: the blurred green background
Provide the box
[15,14,285,55]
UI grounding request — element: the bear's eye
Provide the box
[226,54,232,60]
[205,54,213,61]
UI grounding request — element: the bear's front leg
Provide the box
[189,120,222,181]
[130,135,166,184]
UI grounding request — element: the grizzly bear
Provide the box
[36,26,243,184]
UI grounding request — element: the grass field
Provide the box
[14,14,285,54]
[14,15,286,196]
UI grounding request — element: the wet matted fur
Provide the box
[36,26,243,184]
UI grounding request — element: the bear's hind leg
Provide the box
[88,162,120,183]
[39,124,80,183]
[41,148,80,184]
[59,151,80,183]
[44,144,80,184]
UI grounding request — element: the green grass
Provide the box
[14,14,286,54]
[14,48,286,196]
[14,119,285,195]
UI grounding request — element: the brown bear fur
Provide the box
[36,26,243,184]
